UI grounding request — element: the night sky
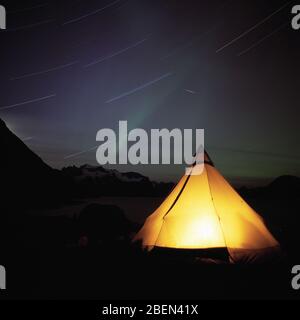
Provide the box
[0,0,299,185]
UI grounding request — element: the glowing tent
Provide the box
[133,152,280,263]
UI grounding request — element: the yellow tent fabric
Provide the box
[133,153,280,263]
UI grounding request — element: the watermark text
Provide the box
[0,4,6,30]
[96,121,204,175]
[292,5,300,30]
[0,265,6,290]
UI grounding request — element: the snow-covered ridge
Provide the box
[73,164,149,183]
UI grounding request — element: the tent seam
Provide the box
[205,166,235,262]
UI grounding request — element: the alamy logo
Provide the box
[96,121,205,175]
[0,4,6,30]
[291,265,300,290]
[0,265,6,289]
[292,5,300,30]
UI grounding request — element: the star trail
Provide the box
[0,0,299,185]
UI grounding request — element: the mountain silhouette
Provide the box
[62,164,174,197]
[0,118,71,209]
[239,175,300,201]
[267,175,300,198]
[0,118,173,208]
[1,117,299,208]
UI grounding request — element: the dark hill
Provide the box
[61,164,174,197]
[267,175,300,198]
[239,175,300,200]
[0,118,72,209]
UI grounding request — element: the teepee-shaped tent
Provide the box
[133,151,280,263]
